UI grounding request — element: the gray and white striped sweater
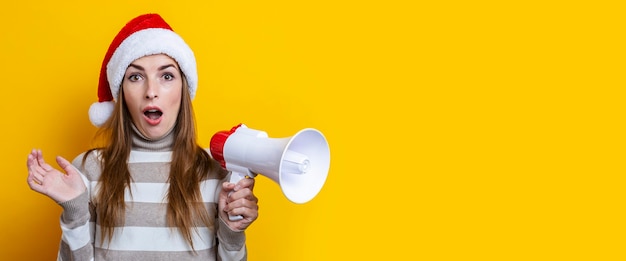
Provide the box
[57,127,247,261]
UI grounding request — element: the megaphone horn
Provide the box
[210,124,331,220]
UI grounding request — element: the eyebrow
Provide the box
[159,64,177,71]
[127,64,178,71]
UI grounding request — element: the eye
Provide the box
[128,74,143,82]
[163,73,174,81]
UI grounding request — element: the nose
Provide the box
[145,79,158,99]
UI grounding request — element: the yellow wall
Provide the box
[1,1,623,260]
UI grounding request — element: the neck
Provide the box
[131,124,175,151]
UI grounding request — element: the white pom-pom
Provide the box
[88,101,115,127]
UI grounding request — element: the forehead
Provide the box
[130,54,179,68]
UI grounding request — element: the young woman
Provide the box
[26,13,258,260]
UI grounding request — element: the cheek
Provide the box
[122,89,143,120]
[167,87,183,112]
[122,86,141,104]
[123,93,139,110]
[170,94,182,114]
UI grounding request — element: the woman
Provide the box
[26,13,258,260]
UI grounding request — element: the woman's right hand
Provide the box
[26,149,86,203]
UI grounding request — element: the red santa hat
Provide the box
[88,13,198,127]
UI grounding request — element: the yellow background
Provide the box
[1,1,624,260]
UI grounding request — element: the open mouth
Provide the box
[144,109,163,120]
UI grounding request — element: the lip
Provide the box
[142,105,163,126]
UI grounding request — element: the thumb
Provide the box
[219,182,235,210]
[56,156,76,176]
[219,182,229,203]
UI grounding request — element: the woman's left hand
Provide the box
[219,177,259,231]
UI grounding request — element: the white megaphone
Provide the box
[210,123,331,220]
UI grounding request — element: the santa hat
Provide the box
[88,13,197,127]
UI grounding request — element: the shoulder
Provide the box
[71,150,102,181]
[199,147,229,180]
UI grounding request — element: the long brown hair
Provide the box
[85,75,227,250]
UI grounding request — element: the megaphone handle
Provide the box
[227,171,248,221]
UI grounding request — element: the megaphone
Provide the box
[210,124,331,220]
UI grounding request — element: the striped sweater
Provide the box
[58,127,247,260]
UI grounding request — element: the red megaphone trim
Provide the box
[209,123,243,168]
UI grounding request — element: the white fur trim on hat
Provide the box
[106,28,198,102]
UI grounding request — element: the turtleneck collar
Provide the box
[131,124,175,152]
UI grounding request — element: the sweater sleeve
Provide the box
[57,155,95,261]
[214,172,247,261]
[216,216,247,261]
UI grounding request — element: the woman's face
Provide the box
[122,54,183,139]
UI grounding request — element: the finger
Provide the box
[27,153,46,178]
[35,149,44,165]
[56,156,75,176]
[229,187,258,203]
[227,194,259,212]
[27,177,41,188]
[227,204,258,222]
[32,171,45,184]
[27,152,36,171]
[31,149,46,168]
[27,173,42,186]
[222,181,236,197]
[219,182,234,210]
[229,178,254,200]
[236,177,255,190]
[36,150,54,172]
[27,149,37,168]
[26,151,44,190]
[27,150,42,168]
[28,158,46,176]
[26,176,47,194]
